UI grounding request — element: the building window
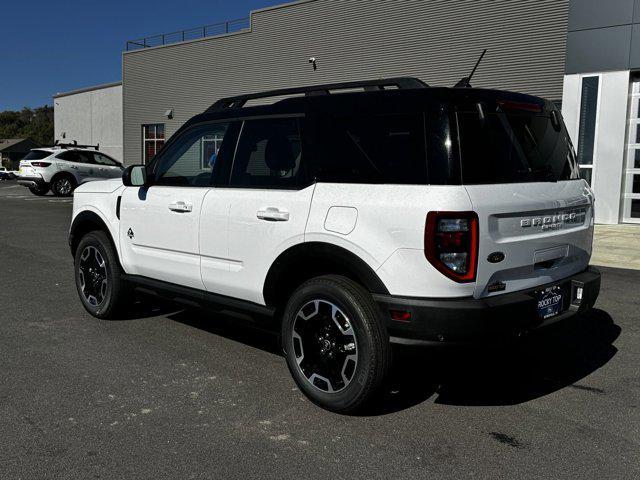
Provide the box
[621,79,640,223]
[576,76,599,186]
[200,129,226,170]
[142,124,165,163]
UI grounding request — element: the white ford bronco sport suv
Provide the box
[18,143,124,196]
[69,78,600,413]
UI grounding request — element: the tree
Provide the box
[0,106,54,146]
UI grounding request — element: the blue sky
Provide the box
[0,0,280,111]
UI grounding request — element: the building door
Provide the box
[622,80,640,223]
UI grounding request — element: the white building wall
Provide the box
[54,83,123,161]
[562,71,630,224]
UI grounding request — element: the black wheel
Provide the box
[28,185,49,196]
[74,231,126,319]
[51,175,76,197]
[281,275,391,413]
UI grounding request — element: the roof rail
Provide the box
[206,77,428,112]
[53,140,100,150]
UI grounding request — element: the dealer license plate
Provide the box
[537,286,563,319]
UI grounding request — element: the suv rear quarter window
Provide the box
[23,150,51,160]
[310,113,428,184]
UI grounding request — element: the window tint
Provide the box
[74,151,94,164]
[312,113,428,184]
[56,151,80,162]
[23,150,51,160]
[456,106,577,184]
[230,118,304,188]
[154,123,232,187]
[92,153,118,166]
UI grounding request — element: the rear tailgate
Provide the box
[466,181,593,298]
[18,161,38,177]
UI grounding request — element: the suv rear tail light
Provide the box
[30,162,51,167]
[425,211,479,283]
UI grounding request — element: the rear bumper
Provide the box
[17,176,46,188]
[374,267,601,346]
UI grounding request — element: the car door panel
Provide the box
[200,186,314,303]
[199,116,313,305]
[120,121,237,290]
[119,186,208,289]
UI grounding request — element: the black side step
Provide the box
[122,274,275,318]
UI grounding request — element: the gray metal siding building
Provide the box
[122,0,570,165]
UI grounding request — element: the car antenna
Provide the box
[454,49,487,88]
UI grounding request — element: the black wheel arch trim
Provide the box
[69,210,118,259]
[263,242,389,308]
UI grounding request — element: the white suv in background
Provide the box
[17,144,124,196]
[68,78,601,413]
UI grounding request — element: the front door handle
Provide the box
[257,207,289,222]
[168,201,193,213]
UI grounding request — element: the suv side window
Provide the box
[56,151,79,162]
[154,122,235,187]
[92,153,119,167]
[311,113,428,184]
[77,151,94,165]
[230,117,305,189]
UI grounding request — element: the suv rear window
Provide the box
[312,113,428,184]
[23,150,51,160]
[456,102,578,184]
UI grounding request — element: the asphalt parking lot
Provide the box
[1,179,639,480]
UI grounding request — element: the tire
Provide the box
[281,275,391,413]
[74,231,126,319]
[51,175,76,197]
[28,185,49,196]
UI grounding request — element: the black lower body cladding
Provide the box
[374,267,601,345]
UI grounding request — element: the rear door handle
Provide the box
[168,201,193,213]
[257,207,289,222]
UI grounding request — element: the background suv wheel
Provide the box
[51,175,76,197]
[281,275,391,413]
[28,185,49,196]
[74,231,127,319]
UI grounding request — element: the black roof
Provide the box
[183,77,553,131]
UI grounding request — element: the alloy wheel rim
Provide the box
[58,179,72,195]
[78,246,108,307]
[292,299,358,394]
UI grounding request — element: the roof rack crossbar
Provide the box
[53,140,100,150]
[206,77,428,112]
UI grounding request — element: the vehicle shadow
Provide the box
[111,297,182,321]
[117,298,619,415]
[365,308,619,415]
[167,308,282,355]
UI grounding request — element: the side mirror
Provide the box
[122,165,148,187]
